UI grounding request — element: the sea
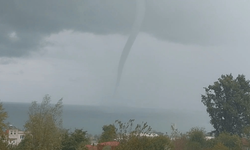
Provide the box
[3,102,213,135]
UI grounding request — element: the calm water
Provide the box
[3,102,213,135]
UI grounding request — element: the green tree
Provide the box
[172,135,187,150]
[205,138,217,150]
[170,124,187,150]
[0,102,9,150]
[115,119,173,150]
[149,135,173,150]
[61,129,90,150]
[204,132,242,150]
[99,124,116,143]
[14,134,33,150]
[102,145,111,150]
[201,74,250,136]
[20,95,63,150]
[216,132,242,150]
[209,142,229,150]
[186,127,206,150]
[170,124,180,140]
[116,134,173,150]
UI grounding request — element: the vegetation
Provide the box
[99,124,116,143]
[1,74,250,150]
[114,119,173,150]
[202,74,250,136]
[208,142,230,150]
[18,95,63,150]
[215,132,242,150]
[0,102,9,150]
[171,135,187,150]
[61,129,90,150]
[185,127,206,150]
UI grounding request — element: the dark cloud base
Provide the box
[1,0,249,57]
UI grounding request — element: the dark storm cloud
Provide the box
[0,0,137,57]
[1,0,250,57]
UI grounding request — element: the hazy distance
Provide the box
[1,0,250,132]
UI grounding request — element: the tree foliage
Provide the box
[172,135,187,150]
[215,132,242,150]
[114,119,173,150]
[205,132,242,150]
[21,95,63,150]
[99,124,116,143]
[149,135,173,150]
[116,134,173,150]
[170,124,187,150]
[208,142,230,150]
[186,127,206,150]
[61,129,90,150]
[0,102,9,150]
[102,145,112,150]
[115,119,152,142]
[202,74,250,136]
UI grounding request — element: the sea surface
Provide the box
[3,102,213,135]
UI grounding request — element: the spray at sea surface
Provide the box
[114,0,146,94]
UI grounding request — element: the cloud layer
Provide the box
[1,31,250,110]
[1,0,250,57]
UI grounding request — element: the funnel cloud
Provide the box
[115,0,146,94]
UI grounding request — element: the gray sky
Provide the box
[1,0,250,112]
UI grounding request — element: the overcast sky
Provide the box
[1,0,250,112]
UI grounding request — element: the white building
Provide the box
[205,136,215,140]
[7,125,25,145]
[138,133,159,137]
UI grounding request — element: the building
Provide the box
[6,125,25,145]
[86,144,97,150]
[97,141,119,150]
[86,142,120,150]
